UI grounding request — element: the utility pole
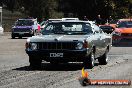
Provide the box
[0,7,2,25]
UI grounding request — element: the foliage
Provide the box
[1,0,132,21]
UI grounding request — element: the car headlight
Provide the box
[76,42,83,49]
[31,43,37,50]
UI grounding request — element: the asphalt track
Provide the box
[0,33,131,88]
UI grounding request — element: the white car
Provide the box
[40,19,62,30]
[62,18,79,21]
[25,20,112,69]
[0,25,4,34]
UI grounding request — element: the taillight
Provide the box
[83,40,88,48]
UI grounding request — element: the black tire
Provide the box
[29,55,42,69]
[98,49,108,65]
[84,50,95,69]
[11,34,15,39]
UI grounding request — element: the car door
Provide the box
[98,28,107,55]
[92,24,102,58]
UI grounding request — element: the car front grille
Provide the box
[13,28,32,32]
[38,42,77,50]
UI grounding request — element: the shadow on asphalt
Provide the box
[13,62,99,71]
[8,37,27,39]
[112,39,132,47]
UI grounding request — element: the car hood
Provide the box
[115,28,132,33]
[109,24,116,28]
[28,34,91,42]
[12,26,32,29]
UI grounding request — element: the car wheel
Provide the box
[98,49,108,65]
[84,50,95,69]
[11,34,15,39]
[29,55,42,69]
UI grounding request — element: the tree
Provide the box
[4,0,132,21]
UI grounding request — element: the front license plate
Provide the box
[50,53,63,57]
[19,33,24,35]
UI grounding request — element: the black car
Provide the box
[99,25,114,34]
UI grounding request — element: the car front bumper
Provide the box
[26,49,90,62]
[12,32,34,37]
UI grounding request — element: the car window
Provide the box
[117,21,132,28]
[40,21,46,26]
[15,20,34,26]
[42,22,93,35]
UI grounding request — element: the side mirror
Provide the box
[93,31,96,34]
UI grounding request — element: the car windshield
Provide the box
[117,21,132,28]
[41,22,93,35]
[40,21,46,26]
[15,20,34,26]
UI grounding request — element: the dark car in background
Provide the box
[40,19,62,30]
[99,25,114,34]
[11,19,38,39]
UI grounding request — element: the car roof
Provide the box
[48,19,62,21]
[118,19,132,22]
[48,20,91,24]
[62,18,79,21]
[18,19,37,21]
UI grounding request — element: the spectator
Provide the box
[108,16,113,23]
[83,16,89,21]
[95,14,103,25]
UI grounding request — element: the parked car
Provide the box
[109,19,118,28]
[99,25,114,34]
[62,18,79,21]
[112,19,132,44]
[11,19,38,39]
[40,19,62,30]
[0,25,4,34]
[40,20,46,29]
[25,20,112,69]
